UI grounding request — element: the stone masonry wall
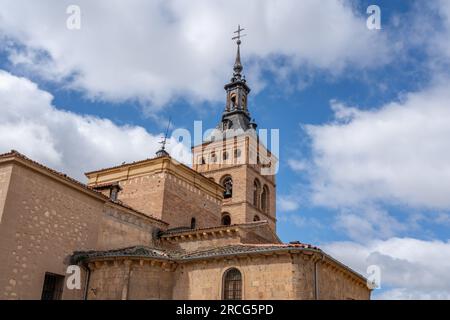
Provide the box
[116,172,166,219]
[162,173,221,229]
[87,260,174,300]
[173,255,295,300]
[291,254,371,300]
[317,261,370,300]
[116,171,222,229]
[0,163,105,300]
[0,164,12,224]
[96,205,164,251]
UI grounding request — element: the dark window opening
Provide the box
[221,214,231,226]
[110,187,119,201]
[190,217,196,229]
[230,94,237,109]
[41,272,64,300]
[222,176,233,199]
[261,185,269,213]
[223,268,242,300]
[223,120,233,130]
[253,215,260,222]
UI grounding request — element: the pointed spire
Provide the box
[231,25,246,81]
[218,25,255,134]
[233,40,243,77]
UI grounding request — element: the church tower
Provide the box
[192,26,277,232]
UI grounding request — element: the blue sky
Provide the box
[1,0,450,299]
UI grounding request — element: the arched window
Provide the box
[221,213,231,226]
[223,268,242,300]
[230,93,237,109]
[253,215,260,222]
[261,185,269,213]
[253,179,261,208]
[190,217,196,229]
[222,176,233,199]
[210,151,217,163]
[223,120,233,130]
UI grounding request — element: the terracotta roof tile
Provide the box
[70,244,367,283]
[71,243,320,263]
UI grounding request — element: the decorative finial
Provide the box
[232,25,246,79]
[156,117,171,157]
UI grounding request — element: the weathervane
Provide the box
[156,117,171,157]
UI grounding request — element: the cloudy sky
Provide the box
[1,0,450,299]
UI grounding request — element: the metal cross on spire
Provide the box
[232,25,246,78]
[232,24,246,45]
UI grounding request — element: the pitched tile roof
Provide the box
[71,243,319,264]
[71,246,176,264]
[180,243,319,260]
[71,243,367,283]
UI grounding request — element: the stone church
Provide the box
[0,37,371,300]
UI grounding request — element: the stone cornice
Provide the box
[86,156,224,201]
[160,225,240,242]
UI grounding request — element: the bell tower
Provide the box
[221,25,254,132]
[192,26,278,231]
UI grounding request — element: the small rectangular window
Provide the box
[41,272,64,300]
[110,187,118,201]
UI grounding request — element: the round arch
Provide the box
[253,178,261,208]
[221,213,231,226]
[222,267,243,300]
[261,184,269,213]
[220,175,233,199]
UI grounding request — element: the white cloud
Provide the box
[278,195,300,212]
[323,237,450,299]
[433,0,450,60]
[306,81,450,210]
[0,70,190,181]
[0,0,391,109]
[335,207,407,242]
[279,213,323,230]
[287,159,309,172]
